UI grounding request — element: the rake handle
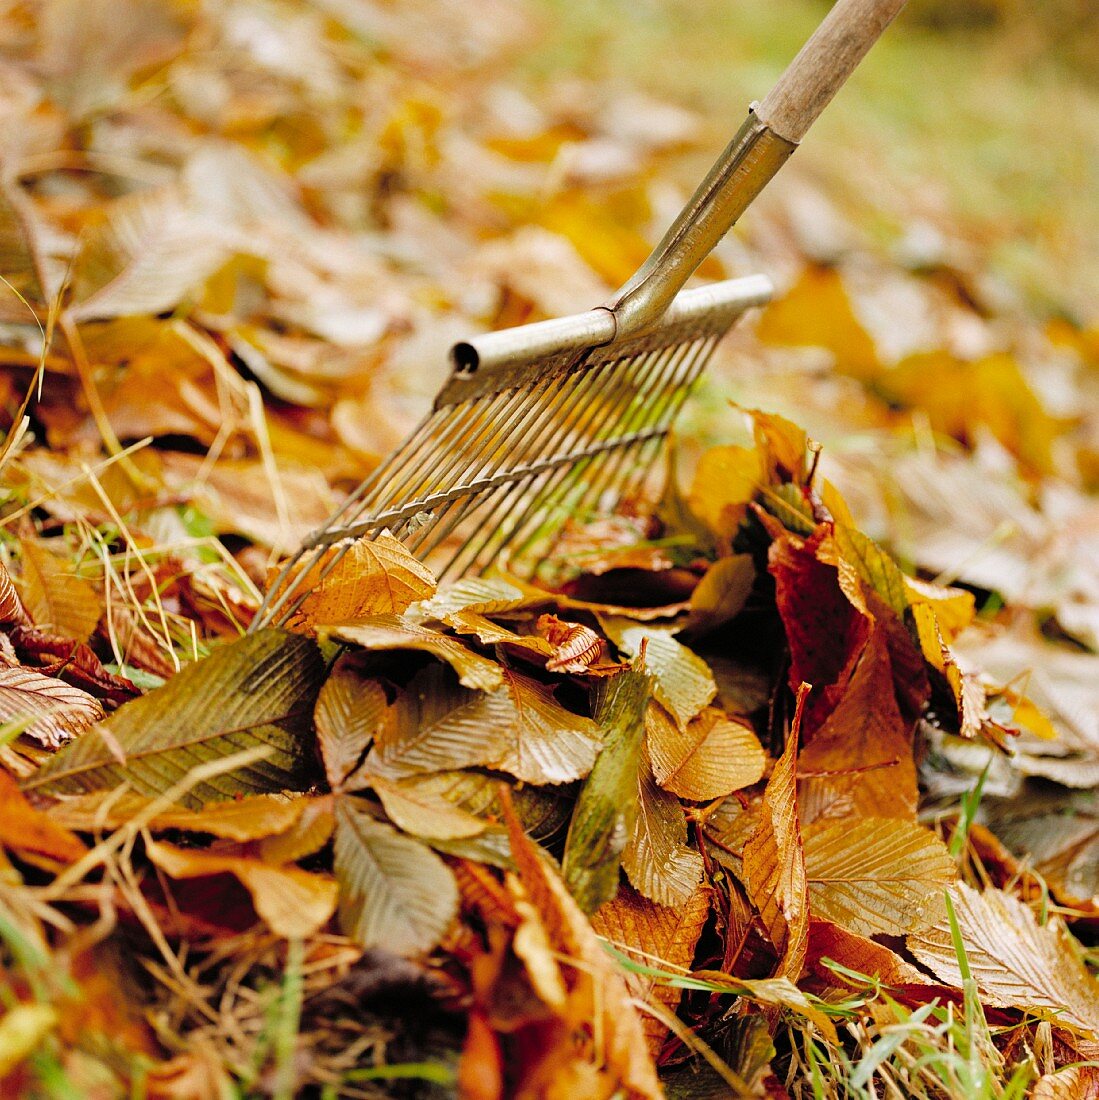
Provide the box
[756,0,909,142]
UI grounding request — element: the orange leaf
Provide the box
[0,769,86,863]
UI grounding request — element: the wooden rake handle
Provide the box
[606,0,908,339]
[757,0,909,142]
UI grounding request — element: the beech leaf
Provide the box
[146,837,338,940]
[907,884,1099,1034]
[371,773,487,840]
[333,796,458,956]
[291,533,436,629]
[324,614,503,691]
[23,631,325,808]
[647,702,766,801]
[0,666,104,749]
[803,818,955,937]
[19,540,101,644]
[622,758,705,907]
[372,663,600,785]
[614,625,716,730]
[314,661,388,791]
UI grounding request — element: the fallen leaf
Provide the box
[647,702,766,801]
[803,818,954,937]
[0,666,104,749]
[1031,1066,1099,1100]
[743,688,808,979]
[314,660,389,792]
[613,625,716,730]
[908,884,1099,1033]
[683,554,755,636]
[146,837,337,939]
[372,663,601,786]
[756,264,880,382]
[291,533,436,629]
[332,795,458,956]
[371,773,487,840]
[23,631,325,808]
[0,769,86,862]
[590,883,711,1055]
[19,539,101,644]
[0,561,30,626]
[324,614,503,691]
[687,445,764,540]
[562,665,648,912]
[622,756,705,907]
[500,788,663,1099]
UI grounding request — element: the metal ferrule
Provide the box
[445,109,795,391]
[603,109,796,338]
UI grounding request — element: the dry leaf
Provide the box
[743,689,808,979]
[292,533,436,629]
[1031,1066,1099,1100]
[803,818,955,937]
[325,615,503,691]
[590,883,711,1055]
[314,660,389,792]
[647,702,766,801]
[146,837,337,939]
[332,795,458,956]
[24,631,325,808]
[614,625,716,731]
[622,755,705,907]
[0,665,104,749]
[684,554,755,636]
[908,884,1099,1033]
[19,539,101,643]
[0,768,87,863]
[501,788,663,1099]
[371,773,487,840]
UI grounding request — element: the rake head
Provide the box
[255,275,772,629]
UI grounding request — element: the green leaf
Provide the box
[684,554,755,636]
[562,666,649,913]
[833,523,909,618]
[23,631,324,808]
[333,796,458,956]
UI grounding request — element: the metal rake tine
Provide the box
[433,347,659,573]
[444,346,675,576]
[564,334,707,521]
[414,349,641,567]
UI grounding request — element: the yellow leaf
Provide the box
[19,539,101,643]
[904,575,976,644]
[614,625,716,730]
[371,774,487,840]
[647,703,766,801]
[146,838,338,939]
[756,265,880,382]
[687,445,764,539]
[290,533,436,631]
[803,818,955,937]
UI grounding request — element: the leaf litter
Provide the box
[0,0,1097,1096]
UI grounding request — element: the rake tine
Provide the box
[436,347,662,575]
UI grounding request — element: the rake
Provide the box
[255,0,907,629]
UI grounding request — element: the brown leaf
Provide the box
[324,615,503,691]
[536,614,608,673]
[743,687,808,979]
[314,660,388,791]
[684,554,755,636]
[0,665,104,749]
[500,788,663,1099]
[145,837,338,939]
[590,883,711,1056]
[612,624,716,730]
[646,702,766,801]
[908,884,1099,1033]
[1031,1066,1099,1100]
[0,561,30,626]
[805,918,948,991]
[371,773,487,840]
[0,769,87,862]
[50,791,311,841]
[19,539,101,643]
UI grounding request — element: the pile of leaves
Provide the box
[1,0,1098,1097]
